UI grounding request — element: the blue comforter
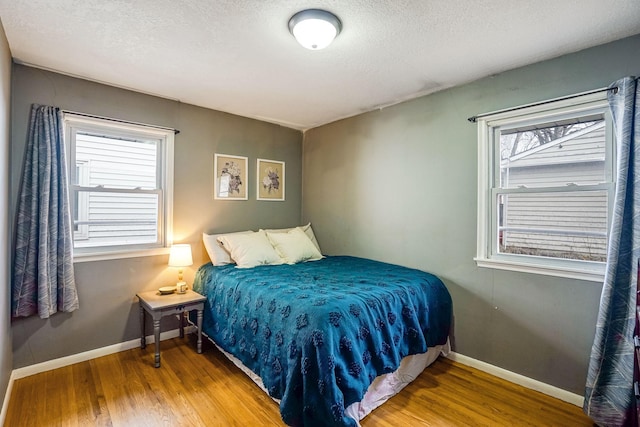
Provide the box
[192,256,452,426]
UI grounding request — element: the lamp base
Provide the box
[176,281,188,294]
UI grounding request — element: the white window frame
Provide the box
[63,114,174,262]
[475,91,614,282]
[73,160,90,241]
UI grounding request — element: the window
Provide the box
[64,114,174,261]
[475,92,614,281]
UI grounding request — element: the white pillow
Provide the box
[264,223,322,254]
[203,230,253,266]
[265,227,323,264]
[217,230,284,268]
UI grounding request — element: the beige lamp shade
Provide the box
[169,244,193,293]
[168,244,193,267]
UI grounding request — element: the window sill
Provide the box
[73,247,171,263]
[474,256,605,282]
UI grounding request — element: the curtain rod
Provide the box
[467,86,618,123]
[62,110,180,135]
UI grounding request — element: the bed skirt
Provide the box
[201,327,450,426]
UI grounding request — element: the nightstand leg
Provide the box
[153,318,161,368]
[179,312,185,338]
[197,309,203,354]
[140,304,146,349]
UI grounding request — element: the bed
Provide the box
[191,254,452,426]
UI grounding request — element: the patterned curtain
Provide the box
[584,77,640,426]
[12,104,79,319]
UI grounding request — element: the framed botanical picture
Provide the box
[256,158,285,201]
[214,154,248,200]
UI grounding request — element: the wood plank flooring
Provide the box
[5,336,595,426]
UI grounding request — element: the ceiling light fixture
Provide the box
[288,9,342,50]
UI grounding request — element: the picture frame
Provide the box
[214,153,248,200]
[256,158,285,201]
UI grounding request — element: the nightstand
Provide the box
[136,289,206,368]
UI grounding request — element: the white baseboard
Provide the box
[0,326,192,425]
[11,327,190,380]
[446,351,584,407]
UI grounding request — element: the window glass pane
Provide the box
[497,190,607,262]
[499,120,605,188]
[73,190,159,248]
[75,133,158,189]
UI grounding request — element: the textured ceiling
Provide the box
[1,1,639,130]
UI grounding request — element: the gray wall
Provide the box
[302,34,640,395]
[0,19,12,409]
[10,65,302,368]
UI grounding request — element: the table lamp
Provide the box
[168,244,193,293]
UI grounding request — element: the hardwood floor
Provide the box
[5,336,594,426]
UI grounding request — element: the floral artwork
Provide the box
[262,167,280,193]
[214,154,248,200]
[222,161,242,194]
[257,159,285,201]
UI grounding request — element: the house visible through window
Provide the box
[475,91,614,281]
[64,114,174,260]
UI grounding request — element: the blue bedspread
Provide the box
[192,256,452,426]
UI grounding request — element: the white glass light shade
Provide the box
[168,244,193,267]
[289,9,341,50]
